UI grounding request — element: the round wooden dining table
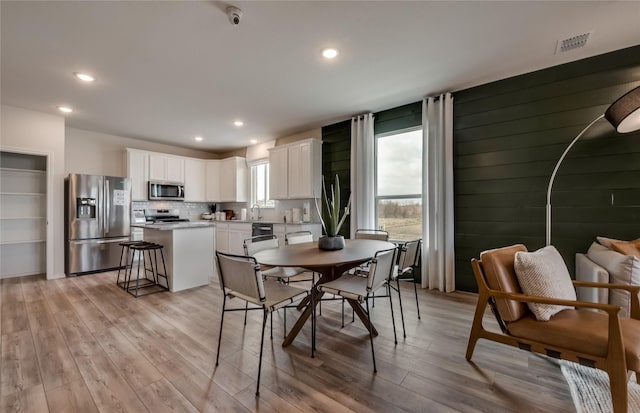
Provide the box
[254,239,396,347]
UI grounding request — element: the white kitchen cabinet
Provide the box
[268,139,322,199]
[214,222,250,255]
[149,153,185,183]
[184,158,206,202]
[219,157,248,202]
[227,222,251,255]
[268,146,288,200]
[125,149,149,201]
[215,222,229,254]
[205,160,220,202]
[0,165,47,278]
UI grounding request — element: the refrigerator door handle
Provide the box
[96,237,130,244]
[105,179,110,234]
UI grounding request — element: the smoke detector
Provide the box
[555,32,592,54]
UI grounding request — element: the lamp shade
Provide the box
[604,85,640,133]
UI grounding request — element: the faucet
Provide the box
[251,204,262,221]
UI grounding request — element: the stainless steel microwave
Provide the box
[148,181,185,201]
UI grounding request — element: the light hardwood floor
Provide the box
[0,272,574,412]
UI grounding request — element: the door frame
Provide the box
[1,146,54,279]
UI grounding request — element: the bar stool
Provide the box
[125,242,169,297]
[117,240,145,289]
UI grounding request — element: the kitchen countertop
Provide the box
[132,222,216,230]
[205,220,321,225]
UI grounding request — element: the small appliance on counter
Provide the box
[302,201,311,222]
[145,208,189,223]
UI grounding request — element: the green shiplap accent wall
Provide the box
[374,101,422,135]
[454,45,640,292]
[322,120,352,238]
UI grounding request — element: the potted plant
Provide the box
[315,174,351,250]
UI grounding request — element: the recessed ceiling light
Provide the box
[74,72,95,82]
[234,120,244,127]
[250,139,258,144]
[57,106,73,113]
[194,136,203,141]
[322,48,339,59]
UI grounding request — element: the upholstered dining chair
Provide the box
[215,251,308,396]
[355,229,389,241]
[244,234,311,283]
[386,238,422,338]
[467,244,640,413]
[318,247,398,372]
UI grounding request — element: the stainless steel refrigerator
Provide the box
[65,174,131,276]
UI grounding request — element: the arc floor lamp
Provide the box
[546,85,640,246]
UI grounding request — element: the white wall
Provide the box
[65,128,218,176]
[1,105,66,278]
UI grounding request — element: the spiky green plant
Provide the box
[314,175,351,237]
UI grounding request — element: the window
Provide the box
[250,162,275,208]
[375,128,422,241]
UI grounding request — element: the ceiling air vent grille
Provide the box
[556,32,591,54]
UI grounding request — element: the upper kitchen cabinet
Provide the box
[205,160,220,202]
[219,157,247,202]
[125,148,149,201]
[268,139,322,199]
[184,158,206,202]
[149,153,185,183]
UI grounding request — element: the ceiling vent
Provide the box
[556,32,591,54]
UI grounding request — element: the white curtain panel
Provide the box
[350,113,375,237]
[422,94,455,292]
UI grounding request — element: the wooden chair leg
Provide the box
[608,366,629,413]
[466,291,489,361]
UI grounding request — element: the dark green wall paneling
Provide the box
[454,45,640,293]
[322,120,352,238]
[374,101,422,135]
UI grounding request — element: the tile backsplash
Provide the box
[131,199,319,222]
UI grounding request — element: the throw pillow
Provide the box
[596,236,623,249]
[610,238,640,260]
[587,241,640,317]
[514,246,576,321]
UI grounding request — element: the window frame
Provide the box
[374,126,423,237]
[249,160,275,209]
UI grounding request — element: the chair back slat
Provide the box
[244,235,279,256]
[355,229,389,241]
[399,239,421,273]
[367,248,397,291]
[286,231,313,245]
[477,244,529,322]
[216,251,265,302]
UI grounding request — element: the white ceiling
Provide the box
[2,1,640,153]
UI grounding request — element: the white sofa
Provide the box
[576,241,640,317]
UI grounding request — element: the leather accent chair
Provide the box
[466,244,640,413]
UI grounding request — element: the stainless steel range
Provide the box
[145,208,190,223]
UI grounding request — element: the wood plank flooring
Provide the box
[0,272,575,412]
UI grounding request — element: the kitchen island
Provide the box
[132,222,215,292]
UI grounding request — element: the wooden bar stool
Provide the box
[125,242,169,297]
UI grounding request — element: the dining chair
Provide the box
[317,246,398,372]
[245,234,313,284]
[354,229,389,241]
[215,251,308,396]
[394,239,422,321]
